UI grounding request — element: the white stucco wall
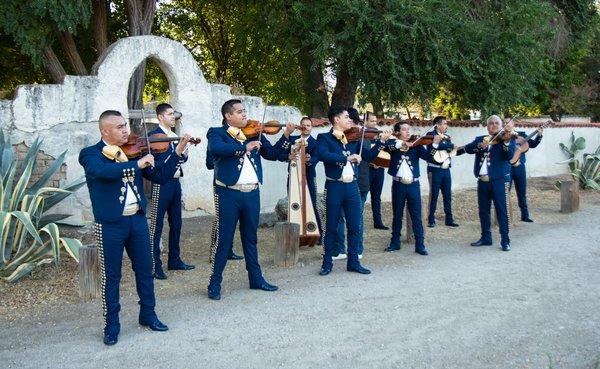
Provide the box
[0,35,597,219]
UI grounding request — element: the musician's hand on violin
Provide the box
[348,154,361,164]
[284,123,295,138]
[175,134,192,156]
[537,127,544,135]
[137,154,155,169]
[304,154,311,162]
[433,135,442,144]
[379,131,392,142]
[246,140,262,153]
[504,121,514,132]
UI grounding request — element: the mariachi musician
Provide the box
[425,116,461,228]
[461,115,516,252]
[317,106,391,276]
[147,103,195,280]
[206,99,294,300]
[278,116,322,245]
[79,110,191,345]
[507,117,545,223]
[383,123,435,256]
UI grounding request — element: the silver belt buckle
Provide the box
[237,184,257,192]
[341,175,354,183]
[479,175,490,182]
[122,203,139,216]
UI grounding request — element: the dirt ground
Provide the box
[1,176,599,368]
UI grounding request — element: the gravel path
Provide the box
[2,196,599,369]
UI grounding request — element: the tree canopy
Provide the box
[0,0,598,120]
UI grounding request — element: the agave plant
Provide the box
[0,131,86,282]
[557,131,600,190]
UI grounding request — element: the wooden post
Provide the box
[404,206,413,243]
[560,180,580,213]
[274,222,299,267]
[78,244,100,301]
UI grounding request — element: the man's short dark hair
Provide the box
[433,116,446,125]
[156,103,173,116]
[99,110,122,122]
[221,99,243,119]
[328,106,347,124]
[347,107,362,124]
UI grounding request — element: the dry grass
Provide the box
[1,175,598,323]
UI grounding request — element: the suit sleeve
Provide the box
[142,151,184,183]
[528,133,542,148]
[417,145,430,161]
[360,140,385,163]
[207,129,246,158]
[317,135,347,166]
[79,148,138,180]
[463,139,481,155]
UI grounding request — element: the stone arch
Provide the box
[91,35,212,130]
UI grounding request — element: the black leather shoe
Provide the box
[153,268,167,280]
[228,252,244,260]
[103,332,118,346]
[319,266,332,276]
[207,289,221,300]
[521,218,533,223]
[347,264,371,274]
[384,245,401,252]
[374,224,389,230]
[501,244,511,252]
[250,281,278,291]
[139,319,169,332]
[445,221,459,227]
[167,262,195,271]
[427,222,436,228]
[415,248,429,256]
[470,239,493,247]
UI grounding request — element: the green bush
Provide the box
[0,131,86,282]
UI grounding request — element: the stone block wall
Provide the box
[13,142,67,189]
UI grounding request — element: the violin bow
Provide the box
[140,107,152,155]
[411,123,437,146]
[257,99,268,144]
[358,112,368,156]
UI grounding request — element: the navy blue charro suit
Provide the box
[511,131,542,220]
[79,140,182,337]
[207,125,290,295]
[385,141,429,251]
[317,130,383,270]
[146,126,189,273]
[278,134,322,240]
[426,131,462,226]
[463,136,516,246]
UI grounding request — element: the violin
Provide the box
[343,126,386,142]
[242,120,301,138]
[482,130,518,146]
[121,133,201,159]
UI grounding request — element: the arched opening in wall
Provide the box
[127,58,173,134]
[126,57,176,199]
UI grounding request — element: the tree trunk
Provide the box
[41,46,66,83]
[92,0,109,57]
[373,99,384,117]
[331,62,357,108]
[125,0,157,111]
[299,46,329,118]
[57,31,88,75]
